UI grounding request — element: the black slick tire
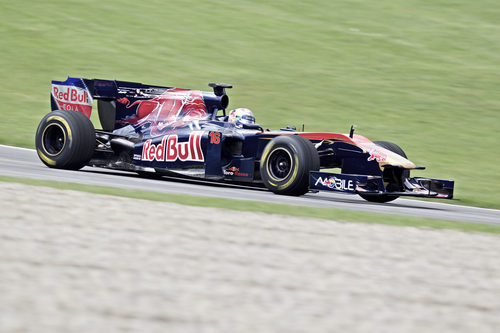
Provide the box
[35,110,95,170]
[260,135,320,196]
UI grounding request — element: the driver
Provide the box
[228,108,255,128]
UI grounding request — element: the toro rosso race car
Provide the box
[35,77,454,203]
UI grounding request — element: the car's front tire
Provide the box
[35,110,95,170]
[260,135,319,196]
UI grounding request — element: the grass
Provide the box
[0,0,499,208]
[1,175,499,235]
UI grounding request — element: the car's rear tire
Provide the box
[260,135,319,196]
[35,110,95,170]
[359,140,409,203]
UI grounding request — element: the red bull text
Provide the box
[141,131,204,162]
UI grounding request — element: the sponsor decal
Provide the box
[141,131,204,162]
[315,176,355,192]
[367,148,387,162]
[223,166,249,177]
[51,83,93,117]
[116,88,208,136]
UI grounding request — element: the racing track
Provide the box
[1,144,499,225]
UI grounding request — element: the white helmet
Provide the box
[228,108,255,126]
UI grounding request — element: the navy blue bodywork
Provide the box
[47,77,455,200]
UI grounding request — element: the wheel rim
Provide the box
[42,123,66,156]
[267,147,293,181]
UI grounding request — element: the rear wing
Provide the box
[51,77,230,131]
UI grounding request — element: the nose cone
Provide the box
[358,140,416,169]
[380,149,416,169]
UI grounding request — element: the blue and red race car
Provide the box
[35,77,454,203]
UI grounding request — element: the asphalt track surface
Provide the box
[1,144,499,225]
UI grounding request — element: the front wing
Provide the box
[310,171,454,199]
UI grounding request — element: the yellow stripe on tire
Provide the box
[47,115,72,140]
[37,149,56,166]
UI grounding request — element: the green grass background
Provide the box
[1,0,499,208]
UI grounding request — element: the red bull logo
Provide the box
[141,131,204,162]
[52,84,93,117]
[116,88,208,135]
[224,167,238,176]
[52,86,91,104]
[367,148,387,162]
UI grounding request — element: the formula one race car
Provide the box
[35,77,454,203]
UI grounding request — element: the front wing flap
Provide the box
[310,171,454,199]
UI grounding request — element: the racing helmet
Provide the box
[228,108,255,126]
